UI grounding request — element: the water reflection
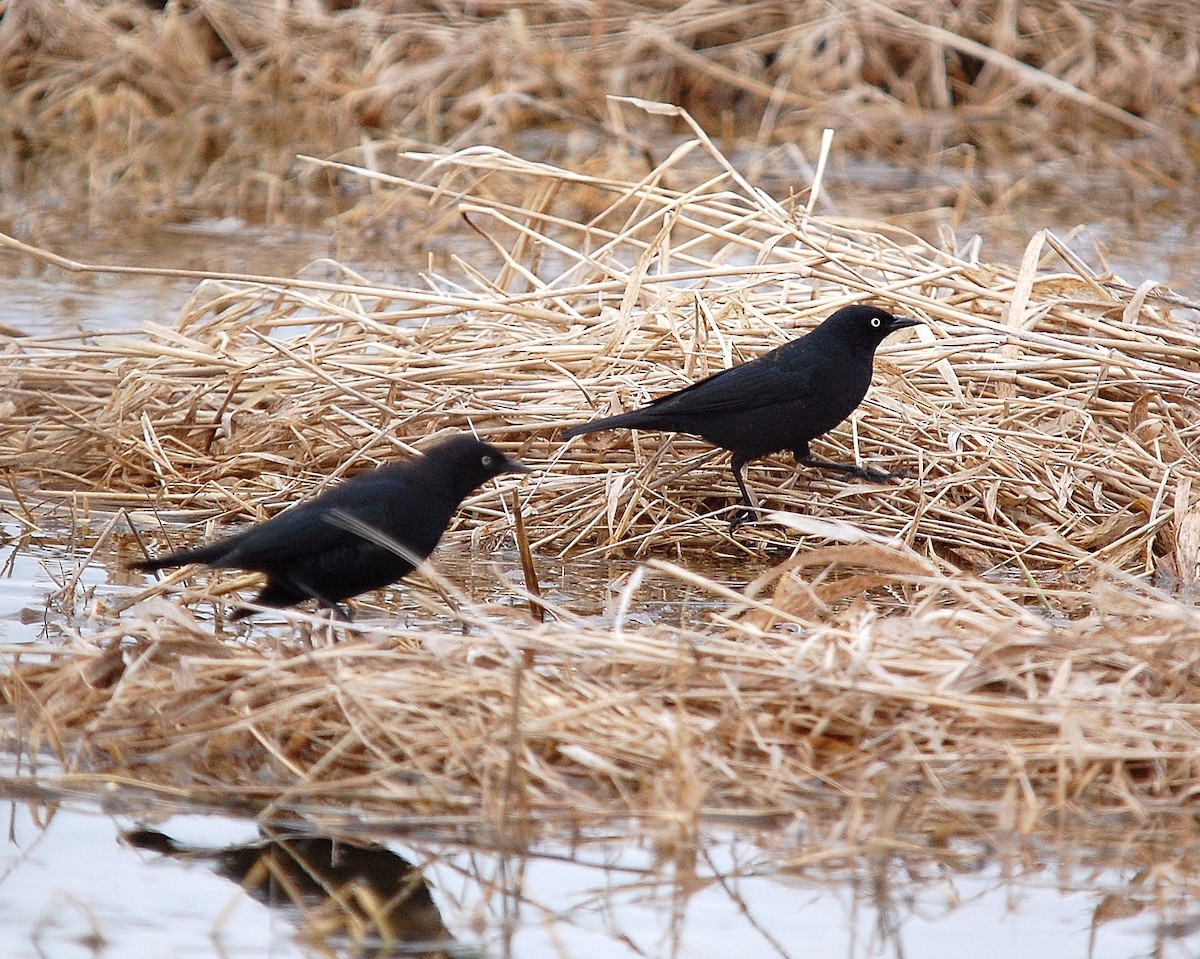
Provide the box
[122,826,461,957]
[2,781,1199,959]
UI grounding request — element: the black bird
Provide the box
[132,435,529,619]
[561,305,919,522]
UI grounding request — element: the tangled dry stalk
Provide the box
[2,0,1197,222]
[3,118,1200,851]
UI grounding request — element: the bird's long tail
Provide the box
[131,540,231,572]
[561,409,659,439]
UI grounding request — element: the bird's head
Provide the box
[822,305,920,352]
[420,435,531,499]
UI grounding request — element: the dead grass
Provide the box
[2,112,1198,574]
[6,546,1200,842]
[2,115,1200,849]
[1,0,1197,223]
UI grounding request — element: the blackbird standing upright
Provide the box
[561,305,919,522]
[132,434,529,619]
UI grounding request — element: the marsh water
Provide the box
[7,771,1198,959]
[3,177,1200,958]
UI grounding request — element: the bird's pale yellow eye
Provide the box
[482,454,495,467]
[871,317,881,328]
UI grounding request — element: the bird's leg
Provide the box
[292,577,352,621]
[728,453,761,531]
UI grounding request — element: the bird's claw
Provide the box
[728,506,760,531]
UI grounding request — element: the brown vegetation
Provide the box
[1,0,1197,223]
[3,132,1200,850]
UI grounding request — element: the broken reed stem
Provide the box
[511,490,545,624]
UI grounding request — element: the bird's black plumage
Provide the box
[132,435,529,619]
[561,305,919,521]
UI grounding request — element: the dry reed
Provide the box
[3,120,1200,850]
[1,0,1196,223]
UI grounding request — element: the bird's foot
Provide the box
[853,464,910,483]
[728,505,761,532]
[800,457,911,484]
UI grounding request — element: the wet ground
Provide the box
[3,171,1200,957]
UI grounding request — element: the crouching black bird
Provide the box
[132,435,529,619]
[561,305,919,523]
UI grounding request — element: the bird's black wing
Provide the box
[214,472,413,570]
[643,345,818,417]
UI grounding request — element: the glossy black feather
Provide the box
[561,305,918,518]
[133,435,529,618]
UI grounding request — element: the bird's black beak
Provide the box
[887,315,921,332]
[501,458,533,475]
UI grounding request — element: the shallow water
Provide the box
[3,776,1197,959]
[3,172,1200,957]
[4,164,1198,341]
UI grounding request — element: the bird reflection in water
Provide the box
[122,826,463,957]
